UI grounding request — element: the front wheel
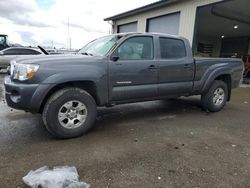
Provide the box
[201,80,228,112]
[42,88,97,139]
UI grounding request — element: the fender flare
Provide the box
[30,71,107,112]
[201,67,232,94]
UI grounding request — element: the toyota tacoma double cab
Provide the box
[4,33,243,138]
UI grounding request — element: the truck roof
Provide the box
[111,32,185,40]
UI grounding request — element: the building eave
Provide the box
[104,0,182,21]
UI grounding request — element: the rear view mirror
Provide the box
[111,56,119,62]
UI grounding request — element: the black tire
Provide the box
[201,80,228,112]
[42,88,97,139]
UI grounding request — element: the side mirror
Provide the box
[111,56,119,62]
[0,51,3,55]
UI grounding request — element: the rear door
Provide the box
[109,36,158,102]
[157,37,194,96]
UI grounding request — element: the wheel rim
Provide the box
[58,100,87,129]
[213,88,225,106]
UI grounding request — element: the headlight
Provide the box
[12,63,39,81]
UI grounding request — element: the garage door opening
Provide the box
[146,12,180,35]
[193,0,250,59]
[117,22,138,33]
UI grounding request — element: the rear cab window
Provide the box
[159,37,186,59]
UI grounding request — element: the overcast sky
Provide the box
[0,0,157,49]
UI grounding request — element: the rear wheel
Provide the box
[201,80,228,112]
[42,88,97,138]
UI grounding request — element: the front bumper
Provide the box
[4,76,55,113]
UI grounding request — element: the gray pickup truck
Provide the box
[4,33,243,138]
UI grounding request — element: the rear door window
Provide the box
[159,37,186,59]
[19,49,41,55]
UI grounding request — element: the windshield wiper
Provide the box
[37,45,49,55]
[81,52,93,56]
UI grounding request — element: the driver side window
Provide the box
[117,36,153,60]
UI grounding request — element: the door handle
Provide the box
[148,65,157,70]
[184,64,192,69]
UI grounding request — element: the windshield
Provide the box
[78,35,119,56]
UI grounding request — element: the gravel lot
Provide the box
[0,74,249,188]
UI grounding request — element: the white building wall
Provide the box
[112,0,223,46]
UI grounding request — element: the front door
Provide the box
[109,36,158,102]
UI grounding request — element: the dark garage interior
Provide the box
[193,0,250,58]
[193,0,250,81]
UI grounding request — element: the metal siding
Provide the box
[147,12,180,35]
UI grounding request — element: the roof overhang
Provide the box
[104,0,182,21]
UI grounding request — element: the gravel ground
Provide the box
[0,74,249,188]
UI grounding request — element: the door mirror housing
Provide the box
[111,56,119,62]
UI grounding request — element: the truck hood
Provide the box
[13,54,105,65]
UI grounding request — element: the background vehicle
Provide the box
[243,56,250,79]
[4,33,243,138]
[0,47,44,70]
[44,48,63,55]
[0,34,9,51]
